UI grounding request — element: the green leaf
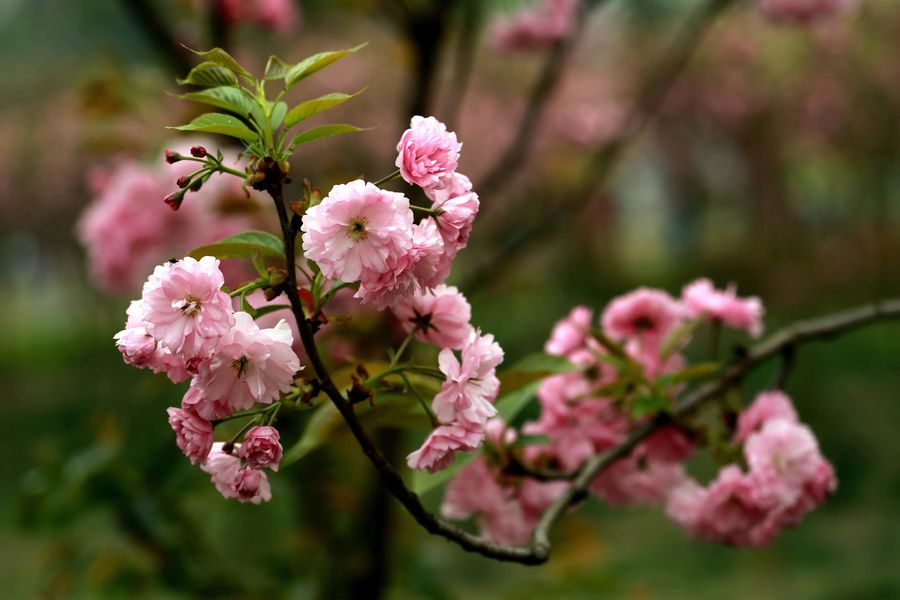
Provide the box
[270,101,288,130]
[187,47,252,81]
[411,449,479,496]
[254,304,292,318]
[289,124,366,149]
[631,393,669,419]
[659,362,721,385]
[177,62,238,87]
[171,113,258,143]
[178,86,257,119]
[660,318,701,358]
[284,43,368,88]
[510,353,578,373]
[240,293,257,317]
[281,402,342,467]
[496,380,541,422]
[283,89,366,130]
[264,55,291,80]
[188,230,284,260]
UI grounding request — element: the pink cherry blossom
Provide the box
[406,422,485,473]
[734,390,799,443]
[601,287,685,351]
[432,330,504,426]
[682,278,764,337]
[115,299,190,383]
[545,305,594,357]
[167,407,214,465]
[141,256,235,360]
[396,116,461,190]
[301,180,414,284]
[744,419,824,506]
[426,173,480,249]
[391,284,473,350]
[201,443,242,500]
[234,466,273,504]
[190,312,301,413]
[590,456,688,507]
[240,426,283,471]
[758,0,856,24]
[255,0,300,33]
[491,0,578,52]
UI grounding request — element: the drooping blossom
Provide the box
[301,180,414,285]
[432,330,504,426]
[406,421,485,473]
[681,278,764,337]
[391,284,473,350]
[234,466,273,504]
[734,390,798,443]
[167,407,215,465]
[202,443,242,500]
[395,116,461,190]
[141,257,235,361]
[545,305,594,357]
[240,426,283,471]
[491,0,579,52]
[426,172,480,250]
[744,419,827,506]
[600,287,684,351]
[188,311,300,414]
[758,0,856,24]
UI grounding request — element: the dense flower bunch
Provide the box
[116,256,300,503]
[213,0,300,33]
[439,279,836,546]
[491,0,579,51]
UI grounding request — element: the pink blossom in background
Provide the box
[432,330,504,426]
[396,116,461,190]
[202,443,242,500]
[301,179,414,284]
[491,0,579,52]
[240,426,284,471]
[601,287,685,351]
[141,256,235,361]
[734,390,799,443]
[189,312,300,413]
[391,284,473,350]
[590,456,688,507]
[406,422,485,473]
[166,407,214,465]
[545,305,594,357]
[758,0,857,24]
[214,0,300,33]
[234,466,273,504]
[681,278,764,337]
[744,419,824,505]
[625,338,687,380]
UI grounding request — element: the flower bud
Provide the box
[240,426,283,471]
[189,179,203,192]
[164,189,186,211]
[165,149,182,164]
[176,175,191,189]
[190,145,208,158]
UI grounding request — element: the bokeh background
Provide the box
[3,0,900,598]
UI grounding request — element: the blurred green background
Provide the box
[2,0,900,598]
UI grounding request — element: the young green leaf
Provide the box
[177,86,258,119]
[264,55,291,80]
[171,113,258,142]
[283,89,366,130]
[177,62,238,87]
[289,124,367,149]
[270,101,288,130]
[186,47,252,81]
[284,43,368,89]
[495,380,541,423]
[188,230,284,260]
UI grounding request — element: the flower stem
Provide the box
[373,169,401,187]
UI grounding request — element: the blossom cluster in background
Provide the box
[439,279,834,547]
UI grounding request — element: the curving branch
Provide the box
[461,0,736,293]
[476,0,607,200]
[270,159,900,563]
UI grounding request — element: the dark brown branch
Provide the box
[443,0,485,129]
[461,0,735,293]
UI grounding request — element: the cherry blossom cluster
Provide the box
[491,0,579,52]
[439,279,835,546]
[115,256,300,504]
[212,0,300,33]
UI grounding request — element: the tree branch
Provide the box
[461,0,735,293]
[442,0,485,130]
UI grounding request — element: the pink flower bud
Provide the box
[164,190,185,211]
[190,145,208,158]
[167,407,214,465]
[165,149,182,164]
[240,426,283,471]
[176,175,191,189]
[234,466,273,504]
